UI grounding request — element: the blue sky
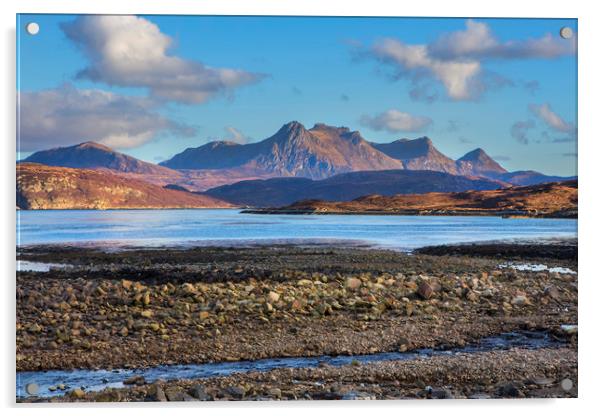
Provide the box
[17,14,577,176]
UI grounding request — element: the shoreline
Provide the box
[17,205,577,218]
[16,235,578,256]
[241,208,577,219]
[16,241,577,401]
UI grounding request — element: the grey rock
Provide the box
[543,286,561,300]
[497,383,522,398]
[342,391,376,400]
[190,384,213,401]
[165,387,187,402]
[431,388,454,399]
[267,388,282,399]
[468,393,491,399]
[151,384,167,402]
[225,385,246,400]
[533,377,555,386]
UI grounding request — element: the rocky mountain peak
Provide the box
[457,148,507,175]
[277,120,307,135]
[414,136,433,145]
[459,148,487,161]
[311,123,351,134]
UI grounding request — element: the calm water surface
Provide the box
[17,209,577,250]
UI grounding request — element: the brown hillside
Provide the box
[17,163,232,210]
[248,180,577,218]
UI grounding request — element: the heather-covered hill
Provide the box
[17,163,232,210]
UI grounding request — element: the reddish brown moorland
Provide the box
[248,180,577,218]
[17,163,233,210]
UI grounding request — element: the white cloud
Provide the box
[428,20,575,60]
[360,109,433,133]
[18,84,195,151]
[366,20,575,101]
[428,20,498,61]
[61,15,264,104]
[372,38,481,100]
[224,126,249,144]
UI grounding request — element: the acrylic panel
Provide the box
[16,14,577,402]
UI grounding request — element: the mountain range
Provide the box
[159,122,515,180]
[160,122,403,179]
[18,121,575,209]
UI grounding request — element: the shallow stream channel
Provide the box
[17,330,566,399]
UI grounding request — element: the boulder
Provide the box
[417,282,433,300]
[190,384,213,401]
[70,388,85,399]
[225,385,246,399]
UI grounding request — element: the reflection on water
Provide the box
[499,263,576,274]
[17,260,71,272]
[17,209,577,250]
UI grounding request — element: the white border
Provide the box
[2,1,600,415]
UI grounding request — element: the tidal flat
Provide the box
[16,241,577,401]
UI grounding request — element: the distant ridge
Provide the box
[23,141,178,175]
[204,169,505,207]
[244,180,577,219]
[492,170,577,186]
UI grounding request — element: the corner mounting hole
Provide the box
[26,22,39,35]
[560,26,573,39]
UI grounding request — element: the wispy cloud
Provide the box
[492,155,511,161]
[529,103,574,133]
[523,80,540,95]
[530,103,577,143]
[61,15,265,104]
[458,136,473,144]
[446,120,467,133]
[18,84,195,151]
[360,19,575,101]
[360,109,432,133]
[223,126,250,144]
[510,120,535,144]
